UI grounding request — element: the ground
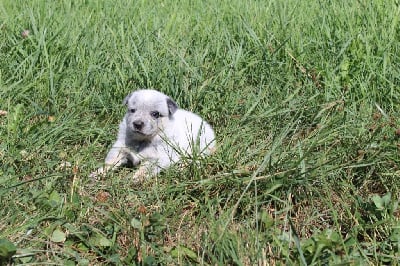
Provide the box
[1,0,400,264]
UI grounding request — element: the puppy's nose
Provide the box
[133,121,144,130]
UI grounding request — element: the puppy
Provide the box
[90,89,216,181]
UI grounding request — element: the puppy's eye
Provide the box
[150,111,161,119]
[129,108,136,113]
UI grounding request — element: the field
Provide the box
[1,0,400,264]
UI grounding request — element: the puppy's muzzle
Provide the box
[133,120,144,131]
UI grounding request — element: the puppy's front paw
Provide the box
[132,167,148,182]
[89,167,107,180]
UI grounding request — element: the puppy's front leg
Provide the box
[132,156,173,181]
[90,143,131,179]
[133,161,161,181]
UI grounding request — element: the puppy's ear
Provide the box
[166,98,178,115]
[122,92,133,105]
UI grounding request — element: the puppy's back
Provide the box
[168,109,215,155]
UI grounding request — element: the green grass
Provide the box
[1,0,400,264]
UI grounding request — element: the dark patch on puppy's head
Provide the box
[166,98,178,116]
[123,92,133,105]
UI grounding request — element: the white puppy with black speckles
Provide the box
[90,89,216,181]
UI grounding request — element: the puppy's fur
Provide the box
[91,89,216,180]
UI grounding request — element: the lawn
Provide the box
[1,0,400,264]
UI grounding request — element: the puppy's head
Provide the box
[123,89,178,140]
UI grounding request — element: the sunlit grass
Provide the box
[1,0,400,264]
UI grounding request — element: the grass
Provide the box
[1,0,400,264]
